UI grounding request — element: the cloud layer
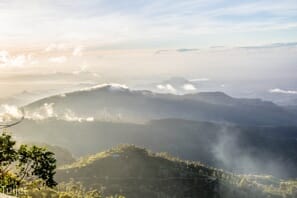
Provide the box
[0,51,36,68]
[0,103,95,123]
[269,88,297,94]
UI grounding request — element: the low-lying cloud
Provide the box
[48,56,67,64]
[189,78,210,82]
[0,103,95,123]
[176,48,200,53]
[25,103,94,122]
[0,104,23,122]
[182,84,196,91]
[63,109,94,122]
[212,127,289,177]
[26,103,56,120]
[156,84,176,93]
[72,46,83,57]
[238,42,297,50]
[0,50,35,68]
[80,83,129,92]
[45,43,67,52]
[269,88,297,94]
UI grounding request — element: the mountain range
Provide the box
[25,84,297,126]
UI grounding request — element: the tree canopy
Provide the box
[0,132,57,189]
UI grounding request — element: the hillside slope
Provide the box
[13,118,297,178]
[56,145,297,198]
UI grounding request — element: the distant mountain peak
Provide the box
[80,83,129,92]
[196,91,232,98]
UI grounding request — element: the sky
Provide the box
[1,0,297,48]
[0,0,297,97]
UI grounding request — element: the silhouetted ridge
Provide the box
[25,85,297,126]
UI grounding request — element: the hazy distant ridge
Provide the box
[25,84,297,126]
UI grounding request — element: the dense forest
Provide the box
[54,145,297,198]
[2,139,297,198]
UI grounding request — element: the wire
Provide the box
[0,107,25,129]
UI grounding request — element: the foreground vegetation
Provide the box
[0,132,124,198]
[1,134,297,197]
[0,132,56,190]
[56,145,297,198]
[14,118,297,178]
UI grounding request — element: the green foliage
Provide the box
[20,181,125,198]
[56,145,297,198]
[0,133,17,167]
[0,132,57,189]
[18,144,57,187]
[22,143,76,167]
[0,172,19,189]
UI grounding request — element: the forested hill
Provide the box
[13,118,297,178]
[55,145,297,198]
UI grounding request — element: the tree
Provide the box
[0,132,57,188]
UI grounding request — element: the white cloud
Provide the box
[26,103,57,120]
[63,109,94,122]
[45,43,67,52]
[269,88,297,94]
[0,51,34,68]
[156,84,176,93]
[0,104,23,122]
[72,46,83,56]
[80,83,129,91]
[0,50,9,64]
[156,85,165,89]
[30,60,39,65]
[86,117,94,122]
[189,78,209,82]
[10,55,27,67]
[26,103,94,122]
[48,56,67,64]
[183,84,197,91]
